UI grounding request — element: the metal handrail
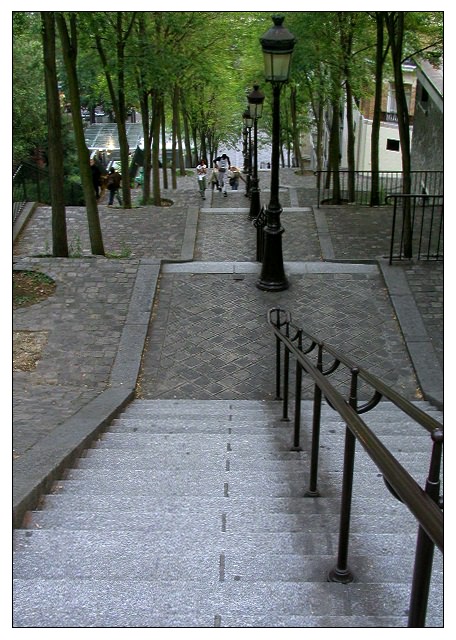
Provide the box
[288,319,441,436]
[267,307,443,627]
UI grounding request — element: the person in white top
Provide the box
[213,153,231,196]
[196,159,207,200]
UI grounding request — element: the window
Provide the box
[387,83,413,113]
[386,139,400,152]
[421,86,429,103]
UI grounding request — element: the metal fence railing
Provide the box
[387,193,443,263]
[13,162,85,223]
[316,170,443,207]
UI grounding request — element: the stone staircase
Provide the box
[13,399,443,628]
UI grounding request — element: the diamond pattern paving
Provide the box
[138,271,419,401]
[195,211,321,262]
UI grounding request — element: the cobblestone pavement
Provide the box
[13,257,141,458]
[13,167,443,462]
[138,267,419,401]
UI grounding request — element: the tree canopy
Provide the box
[13,10,443,175]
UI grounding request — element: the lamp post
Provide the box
[248,84,265,220]
[257,15,296,292]
[242,107,253,198]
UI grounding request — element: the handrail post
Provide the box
[407,429,443,627]
[305,342,324,497]
[281,320,290,421]
[291,329,303,451]
[328,367,359,584]
[274,308,282,400]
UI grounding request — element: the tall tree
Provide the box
[369,12,389,206]
[338,12,356,202]
[56,11,105,256]
[385,11,413,257]
[90,11,137,209]
[41,11,68,257]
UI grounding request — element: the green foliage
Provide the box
[106,242,132,259]
[13,12,48,165]
[13,11,444,174]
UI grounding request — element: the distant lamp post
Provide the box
[242,107,253,197]
[257,15,296,291]
[247,84,265,220]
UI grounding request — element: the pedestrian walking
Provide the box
[210,168,219,191]
[196,159,207,200]
[214,153,231,196]
[227,165,245,191]
[106,167,122,206]
[90,159,102,199]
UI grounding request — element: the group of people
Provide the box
[91,152,245,206]
[196,153,245,200]
[90,159,122,206]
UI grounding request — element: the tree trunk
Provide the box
[180,92,193,167]
[173,85,186,175]
[113,13,131,208]
[290,85,303,171]
[171,93,178,189]
[151,89,162,206]
[41,12,68,257]
[161,106,168,190]
[345,79,356,201]
[92,12,135,209]
[329,97,341,203]
[370,12,385,206]
[138,87,151,203]
[339,13,355,202]
[56,13,105,256]
[386,11,412,257]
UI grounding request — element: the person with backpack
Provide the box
[106,167,122,206]
[228,165,245,191]
[213,153,231,196]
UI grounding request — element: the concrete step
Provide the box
[91,431,435,453]
[12,578,443,627]
[13,398,443,628]
[13,529,443,583]
[48,471,417,501]
[23,507,418,534]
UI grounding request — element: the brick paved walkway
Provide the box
[13,167,443,458]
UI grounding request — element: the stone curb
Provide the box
[378,259,443,410]
[12,258,161,527]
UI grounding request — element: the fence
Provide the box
[387,193,443,263]
[316,170,443,207]
[13,162,85,223]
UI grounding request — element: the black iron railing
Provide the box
[387,193,443,263]
[13,162,85,223]
[316,170,443,207]
[267,307,443,628]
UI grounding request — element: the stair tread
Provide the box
[13,397,443,628]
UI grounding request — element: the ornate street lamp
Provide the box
[247,84,265,220]
[242,107,253,198]
[257,15,296,291]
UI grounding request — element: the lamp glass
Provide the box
[263,51,292,83]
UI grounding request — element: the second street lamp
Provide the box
[247,84,265,220]
[257,15,296,292]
